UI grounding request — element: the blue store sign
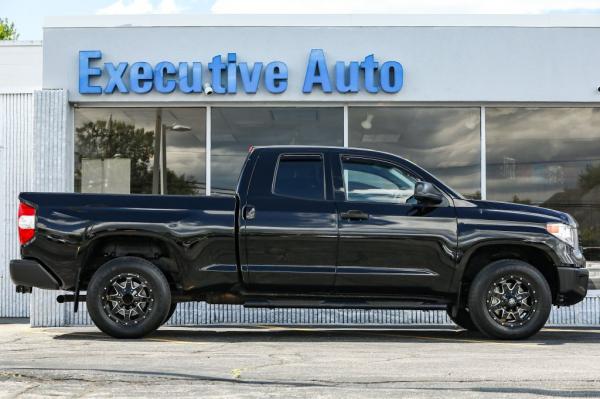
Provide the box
[79,49,403,95]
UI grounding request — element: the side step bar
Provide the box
[56,293,449,310]
[243,298,448,310]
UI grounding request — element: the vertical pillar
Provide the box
[343,105,349,147]
[0,92,34,318]
[160,124,167,195]
[152,109,161,194]
[480,106,487,200]
[205,106,211,196]
[30,89,73,327]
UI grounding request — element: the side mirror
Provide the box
[413,181,443,204]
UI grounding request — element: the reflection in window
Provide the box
[342,159,416,204]
[348,107,481,199]
[75,108,206,195]
[486,108,600,261]
[211,107,343,194]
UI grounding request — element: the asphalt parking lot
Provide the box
[1,319,600,398]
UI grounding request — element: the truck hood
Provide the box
[460,199,574,226]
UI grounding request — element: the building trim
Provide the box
[0,41,42,47]
[44,14,600,29]
[70,102,600,108]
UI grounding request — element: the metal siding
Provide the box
[47,292,600,328]
[0,92,34,317]
[29,89,73,327]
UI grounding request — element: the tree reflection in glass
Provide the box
[74,108,206,195]
[487,108,600,261]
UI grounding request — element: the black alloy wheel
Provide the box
[468,259,551,340]
[87,257,171,338]
[485,275,537,328]
[102,273,155,326]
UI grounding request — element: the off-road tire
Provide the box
[86,256,171,339]
[162,303,178,325]
[468,259,551,340]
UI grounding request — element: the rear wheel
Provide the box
[447,306,478,331]
[468,259,551,340]
[86,257,171,339]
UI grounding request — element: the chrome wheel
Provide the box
[486,274,537,328]
[101,273,154,326]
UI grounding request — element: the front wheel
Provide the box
[468,259,552,340]
[86,257,171,339]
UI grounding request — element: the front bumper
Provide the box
[556,266,589,306]
[10,259,60,290]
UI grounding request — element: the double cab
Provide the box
[11,146,588,339]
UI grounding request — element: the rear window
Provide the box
[273,155,325,200]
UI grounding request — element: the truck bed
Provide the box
[19,192,238,290]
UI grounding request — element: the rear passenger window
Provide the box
[273,155,325,200]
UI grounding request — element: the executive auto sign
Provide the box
[79,49,403,95]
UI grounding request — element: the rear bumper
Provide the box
[556,266,589,306]
[10,259,60,290]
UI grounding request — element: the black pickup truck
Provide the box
[11,146,588,339]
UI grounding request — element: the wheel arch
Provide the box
[77,232,184,291]
[455,241,560,306]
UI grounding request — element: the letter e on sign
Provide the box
[79,50,102,94]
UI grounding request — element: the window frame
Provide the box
[271,153,327,201]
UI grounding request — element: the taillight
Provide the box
[18,202,36,245]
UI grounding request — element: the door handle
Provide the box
[340,210,369,221]
[243,205,256,220]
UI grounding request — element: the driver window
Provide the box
[342,158,416,204]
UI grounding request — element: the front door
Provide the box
[242,151,337,291]
[334,155,458,296]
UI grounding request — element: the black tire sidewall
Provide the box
[447,307,478,332]
[162,302,178,325]
[86,256,171,339]
[468,259,552,340]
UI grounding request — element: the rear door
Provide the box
[333,154,458,297]
[241,150,338,291]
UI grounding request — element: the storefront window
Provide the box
[211,107,343,194]
[75,108,206,195]
[348,107,481,199]
[486,108,600,261]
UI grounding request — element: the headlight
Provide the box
[547,223,579,249]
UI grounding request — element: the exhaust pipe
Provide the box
[56,294,86,303]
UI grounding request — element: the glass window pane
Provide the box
[74,108,206,195]
[274,156,324,200]
[487,108,600,261]
[211,107,343,194]
[348,107,481,199]
[342,159,416,204]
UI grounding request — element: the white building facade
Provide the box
[1,15,599,326]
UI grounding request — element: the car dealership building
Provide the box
[1,15,599,326]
